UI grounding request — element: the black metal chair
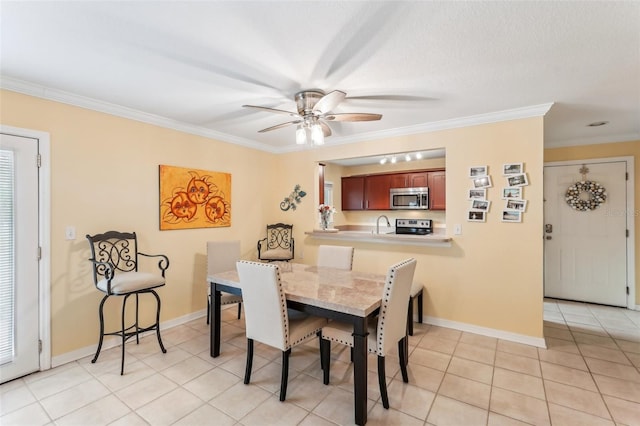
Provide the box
[257,223,294,262]
[86,231,169,375]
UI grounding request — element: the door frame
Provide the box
[544,156,636,310]
[0,125,51,371]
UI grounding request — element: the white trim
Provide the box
[545,133,640,149]
[544,156,636,310]
[0,76,272,153]
[52,309,208,368]
[282,103,555,152]
[2,76,553,154]
[424,316,547,349]
[0,125,51,372]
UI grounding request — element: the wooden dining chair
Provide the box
[236,260,327,401]
[317,245,354,270]
[319,258,417,409]
[206,240,242,324]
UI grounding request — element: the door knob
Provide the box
[546,236,552,240]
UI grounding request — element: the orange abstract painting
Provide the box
[159,165,231,230]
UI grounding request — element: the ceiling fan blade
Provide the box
[319,120,332,137]
[324,113,382,122]
[257,120,302,133]
[346,95,435,102]
[313,90,346,114]
[243,105,300,118]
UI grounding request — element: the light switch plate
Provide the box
[65,226,76,240]
[454,224,462,235]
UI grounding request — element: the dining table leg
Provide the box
[352,316,368,426]
[210,283,221,357]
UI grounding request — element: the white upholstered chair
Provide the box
[320,258,417,409]
[236,260,327,401]
[317,245,354,270]
[206,241,243,324]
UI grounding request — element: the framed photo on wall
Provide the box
[471,199,491,211]
[502,210,522,223]
[505,199,527,212]
[472,175,493,188]
[467,211,486,222]
[502,187,522,199]
[506,173,528,187]
[468,188,487,200]
[469,165,488,178]
[503,163,523,175]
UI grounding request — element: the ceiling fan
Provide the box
[243,90,382,145]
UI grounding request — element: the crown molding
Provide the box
[0,76,277,152]
[277,103,555,153]
[2,76,554,154]
[544,132,640,149]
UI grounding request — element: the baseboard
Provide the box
[424,316,547,349]
[53,308,552,367]
[51,309,208,368]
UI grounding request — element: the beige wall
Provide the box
[545,141,640,305]
[1,89,545,361]
[1,90,277,356]
[280,118,545,340]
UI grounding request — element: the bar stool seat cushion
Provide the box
[97,271,165,294]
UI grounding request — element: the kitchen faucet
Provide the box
[376,215,391,234]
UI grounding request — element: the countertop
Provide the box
[305,226,452,247]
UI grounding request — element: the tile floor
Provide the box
[2,299,640,425]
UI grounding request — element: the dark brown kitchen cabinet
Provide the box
[342,175,391,210]
[387,172,428,189]
[341,176,365,210]
[428,170,446,210]
[407,172,429,188]
[364,174,392,210]
[389,174,408,188]
[342,169,446,211]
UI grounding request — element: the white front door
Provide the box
[544,159,629,307]
[0,133,40,383]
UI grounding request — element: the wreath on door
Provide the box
[565,181,607,211]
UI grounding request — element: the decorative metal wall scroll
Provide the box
[280,184,306,211]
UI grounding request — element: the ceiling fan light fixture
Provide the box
[295,124,307,145]
[243,89,382,147]
[311,122,324,145]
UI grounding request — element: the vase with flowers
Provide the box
[318,204,336,230]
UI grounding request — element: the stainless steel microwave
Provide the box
[390,187,429,210]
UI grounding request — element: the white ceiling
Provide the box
[1,1,638,153]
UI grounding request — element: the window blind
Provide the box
[0,149,15,365]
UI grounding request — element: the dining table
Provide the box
[208,261,388,426]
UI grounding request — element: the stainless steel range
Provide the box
[395,219,433,235]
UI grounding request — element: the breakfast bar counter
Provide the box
[305,226,452,247]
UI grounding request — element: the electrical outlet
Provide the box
[454,224,462,235]
[65,226,76,240]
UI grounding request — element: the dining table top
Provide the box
[208,261,389,318]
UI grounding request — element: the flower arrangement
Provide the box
[318,204,336,230]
